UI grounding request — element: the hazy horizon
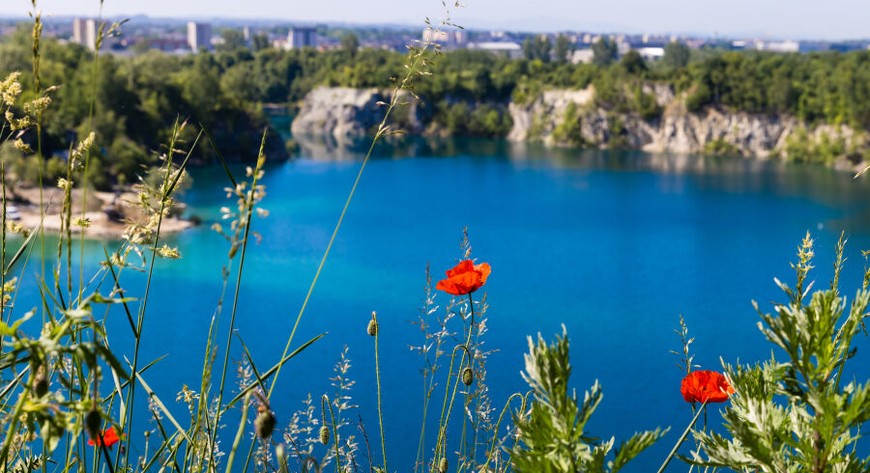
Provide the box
[1,0,868,41]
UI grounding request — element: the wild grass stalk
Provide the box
[28,0,46,280]
[208,133,268,470]
[369,311,388,472]
[267,19,441,402]
[121,120,200,468]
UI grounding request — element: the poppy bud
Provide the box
[31,365,48,397]
[461,367,474,386]
[367,318,378,337]
[438,457,448,473]
[254,408,276,439]
[85,409,101,441]
[319,425,330,445]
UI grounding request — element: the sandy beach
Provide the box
[7,186,194,239]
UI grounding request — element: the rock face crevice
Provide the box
[291,86,865,164]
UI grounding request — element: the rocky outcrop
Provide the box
[508,88,595,142]
[291,87,422,141]
[642,110,797,158]
[290,86,865,164]
[508,87,865,161]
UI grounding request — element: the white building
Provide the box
[636,47,665,60]
[757,40,800,53]
[570,49,594,64]
[187,22,212,52]
[286,27,317,50]
[422,29,468,48]
[71,18,97,51]
[467,41,523,59]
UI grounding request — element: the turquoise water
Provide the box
[16,140,870,470]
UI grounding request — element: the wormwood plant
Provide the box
[690,233,870,472]
[510,327,666,473]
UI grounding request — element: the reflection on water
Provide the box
[288,133,870,228]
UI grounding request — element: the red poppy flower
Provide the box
[680,370,735,404]
[435,260,491,296]
[87,426,122,448]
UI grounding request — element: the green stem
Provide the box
[268,40,433,400]
[478,392,525,473]
[121,123,199,469]
[226,394,251,473]
[656,401,706,473]
[373,312,388,473]
[210,135,267,463]
[79,13,106,304]
[323,395,343,473]
[432,316,475,473]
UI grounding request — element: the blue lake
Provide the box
[15,140,870,471]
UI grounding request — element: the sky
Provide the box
[1,0,868,40]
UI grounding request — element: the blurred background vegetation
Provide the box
[3,24,870,189]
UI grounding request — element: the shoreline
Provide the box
[8,187,195,239]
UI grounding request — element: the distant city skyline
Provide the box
[0,0,868,41]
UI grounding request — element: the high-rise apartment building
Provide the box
[286,27,317,50]
[71,18,98,51]
[187,22,213,52]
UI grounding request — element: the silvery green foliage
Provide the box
[511,326,665,473]
[691,234,870,472]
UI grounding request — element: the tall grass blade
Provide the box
[133,372,192,444]
[224,332,325,411]
[200,123,238,188]
[3,223,40,277]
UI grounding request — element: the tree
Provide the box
[663,41,690,69]
[620,50,647,74]
[592,37,618,67]
[340,32,360,57]
[553,34,574,63]
[217,29,247,51]
[522,35,552,62]
[252,33,270,52]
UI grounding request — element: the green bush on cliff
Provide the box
[552,102,585,146]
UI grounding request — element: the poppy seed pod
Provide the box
[85,409,101,440]
[461,367,474,386]
[438,457,448,473]
[319,425,330,445]
[31,365,48,397]
[254,409,276,439]
[367,318,378,337]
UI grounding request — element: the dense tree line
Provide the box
[3,26,870,187]
[0,29,287,189]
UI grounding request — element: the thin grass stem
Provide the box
[656,400,706,473]
[373,312,388,473]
